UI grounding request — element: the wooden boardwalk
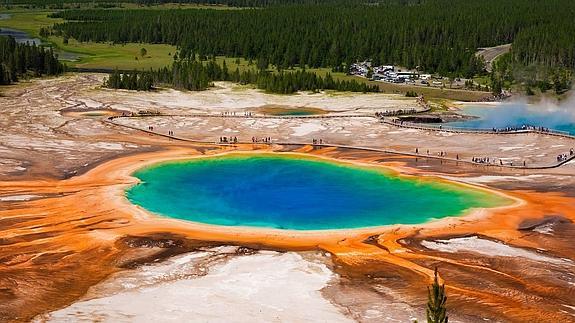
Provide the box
[105,116,575,170]
[381,118,575,140]
[111,113,376,120]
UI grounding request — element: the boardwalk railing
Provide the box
[381,118,574,139]
[108,113,574,141]
[109,113,376,120]
[105,115,575,170]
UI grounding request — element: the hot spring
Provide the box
[126,154,509,230]
[451,103,575,135]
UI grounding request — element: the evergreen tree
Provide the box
[49,0,575,79]
[104,57,379,94]
[427,268,448,323]
[0,36,64,85]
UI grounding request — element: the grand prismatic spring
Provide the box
[2,70,575,321]
[126,154,509,230]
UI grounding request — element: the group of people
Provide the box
[412,147,533,167]
[557,149,573,160]
[491,125,550,133]
[388,117,559,136]
[471,157,527,167]
[557,154,569,162]
[472,157,497,165]
[219,111,254,117]
[414,148,454,159]
[556,148,574,162]
[390,119,406,125]
[147,126,174,137]
[312,138,324,145]
[252,137,272,143]
[412,148,530,167]
[375,109,417,118]
[219,136,238,143]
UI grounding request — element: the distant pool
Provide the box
[258,106,327,116]
[126,154,508,230]
[451,103,575,135]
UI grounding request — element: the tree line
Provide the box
[105,68,154,90]
[3,0,365,8]
[49,0,575,78]
[0,36,65,85]
[105,58,379,93]
[490,51,573,95]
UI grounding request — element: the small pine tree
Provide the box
[427,268,448,323]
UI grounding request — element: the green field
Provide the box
[52,38,177,70]
[0,10,177,70]
[0,10,57,36]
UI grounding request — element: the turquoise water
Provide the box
[451,103,575,135]
[127,155,507,230]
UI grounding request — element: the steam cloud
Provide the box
[457,94,575,134]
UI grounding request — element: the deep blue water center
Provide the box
[126,155,505,230]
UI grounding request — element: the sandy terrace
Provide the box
[2,146,575,323]
[89,80,420,116]
[1,73,572,177]
[115,115,574,168]
[0,74,421,179]
[1,73,575,322]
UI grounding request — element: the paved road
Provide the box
[476,44,512,72]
